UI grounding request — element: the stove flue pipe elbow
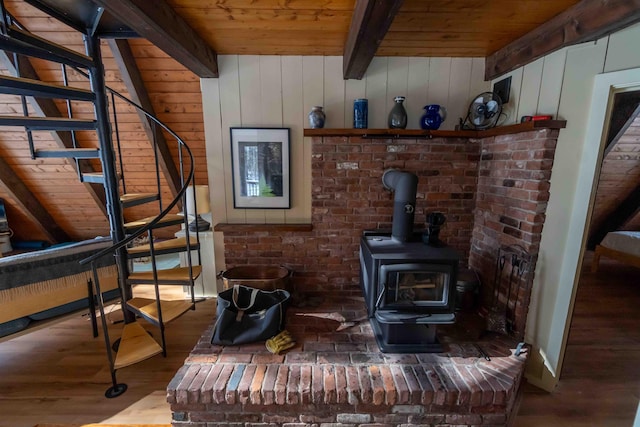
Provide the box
[382,169,418,242]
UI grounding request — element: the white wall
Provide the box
[490,23,640,389]
[201,56,489,272]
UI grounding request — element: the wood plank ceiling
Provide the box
[0,0,639,244]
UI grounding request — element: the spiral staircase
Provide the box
[0,1,203,397]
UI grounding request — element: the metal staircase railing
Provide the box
[0,5,204,398]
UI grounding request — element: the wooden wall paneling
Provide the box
[407,57,430,131]
[386,57,410,127]
[446,58,472,131]
[427,58,452,110]
[238,55,266,224]
[344,76,366,128]
[201,76,226,271]
[364,57,388,129]
[281,56,308,222]
[604,24,640,73]
[323,56,345,129]
[218,55,244,224]
[538,48,568,118]
[492,67,524,125]
[517,58,545,120]
[468,58,490,103]
[260,55,285,224]
[302,56,325,120]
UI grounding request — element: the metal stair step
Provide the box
[126,298,194,326]
[34,147,100,159]
[127,236,198,259]
[124,214,184,232]
[127,266,202,285]
[0,75,96,101]
[113,321,162,370]
[0,115,97,131]
[80,172,105,184]
[120,193,159,208]
[1,26,94,69]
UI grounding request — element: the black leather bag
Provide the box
[211,284,291,345]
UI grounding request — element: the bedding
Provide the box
[0,237,119,337]
[591,231,640,272]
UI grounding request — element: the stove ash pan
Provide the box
[359,232,460,352]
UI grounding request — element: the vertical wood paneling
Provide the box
[238,55,266,223]
[407,57,430,130]
[604,24,640,73]
[281,56,308,222]
[538,48,567,118]
[469,58,490,103]
[200,77,227,271]
[260,56,285,223]
[218,55,244,224]
[365,57,389,128]
[323,56,345,128]
[427,58,452,107]
[387,57,410,126]
[517,58,544,119]
[207,55,489,226]
[446,58,472,131]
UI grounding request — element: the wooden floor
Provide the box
[0,255,638,427]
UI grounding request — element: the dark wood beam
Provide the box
[486,0,640,80]
[0,50,108,216]
[587,184,640,249]
[92,0,218,78]
[0,156,69,243]
[107,39,181,200]
[343,0,404,80]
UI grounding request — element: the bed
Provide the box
[0,237,120,338]
[591,231,640,272]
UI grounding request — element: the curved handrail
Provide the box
[79,84,196,265]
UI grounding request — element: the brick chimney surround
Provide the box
[170,122,564,427]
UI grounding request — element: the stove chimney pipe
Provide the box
[382,169,418,242]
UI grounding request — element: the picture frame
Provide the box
[230,127,291,209]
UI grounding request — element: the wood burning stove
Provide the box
[359,170,460,352]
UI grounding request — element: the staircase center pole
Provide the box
[84,33,134,323]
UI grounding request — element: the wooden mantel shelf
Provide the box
[214,223,313,232]
[303,120,566,138]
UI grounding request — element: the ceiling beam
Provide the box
[343,0,404,80]
[107,39,181,200]
[0,155,69,243]
[0,50,108,217]
[91,0,218,78]
[485,0,640,80]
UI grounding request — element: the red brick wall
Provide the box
[221,130,558,338]
[222,136,480,296]
[469,129,559,338]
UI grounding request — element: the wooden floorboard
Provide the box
[0,252,638,426]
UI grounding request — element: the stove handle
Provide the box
[375,285,386,309]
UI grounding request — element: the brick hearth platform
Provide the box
[167,296,527,427]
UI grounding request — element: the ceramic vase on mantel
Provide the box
[308,106,326,129]
[388,96,408,129]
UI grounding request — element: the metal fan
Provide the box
[463,92,503,130]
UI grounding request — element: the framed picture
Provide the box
[230,127,291,209]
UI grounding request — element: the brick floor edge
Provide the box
[167,296,527,427]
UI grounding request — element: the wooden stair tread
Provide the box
[113,321,162,370]
[124,214,183,230]
[127,236,197,256]
[120,192,159,206]
[128,265,202,284]
[126,298,194,324]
